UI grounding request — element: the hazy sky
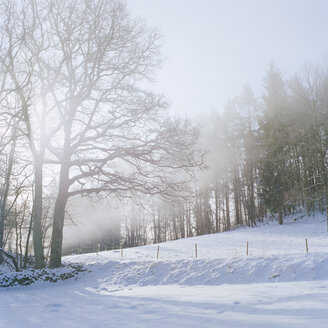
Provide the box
[127,0,328,117]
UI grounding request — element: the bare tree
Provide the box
[43,0,200,267]
[0,0,64,267]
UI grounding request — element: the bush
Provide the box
[0,264,86,287]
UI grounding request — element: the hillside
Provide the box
[1,213,328,327]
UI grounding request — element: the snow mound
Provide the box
[61,212,328,289]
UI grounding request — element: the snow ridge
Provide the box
[61,213,328,291]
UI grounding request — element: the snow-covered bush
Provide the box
[0,264,85,287]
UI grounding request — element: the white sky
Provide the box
[127,0,328,117]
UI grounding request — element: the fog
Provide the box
[63,198,122,252]
[1,0,328,268]
[128,0,328,117]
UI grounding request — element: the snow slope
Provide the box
[1,213,328,327]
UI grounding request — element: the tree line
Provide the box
[120,62,328,248]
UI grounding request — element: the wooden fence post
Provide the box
[195,243,198,258]
[121,247,123,257]
[306,238,308,253]
[157,245,160,259]
[246,241,249,256]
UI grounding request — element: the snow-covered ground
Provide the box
[1,213,328,327]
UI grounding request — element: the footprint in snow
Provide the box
[46,303,63,308]
[46,303,64,312]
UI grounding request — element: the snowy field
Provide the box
[1,213,328,327]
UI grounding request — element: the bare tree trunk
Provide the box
[232,159,242,226]
[226,188,231,230]
[222,196,226,231]
[249,172,256,226]
[18,206,25,269]
[278,207,283,225]
[218,196,222,232]
[49,164,69,267]
[186,203,192,237]
[23,210,33,269]
[233,181,241,226]
[32,162,45,268]
[214,185,219,233]
[157,207,161,243]
[0,134,16,264]
[179,204,185,238]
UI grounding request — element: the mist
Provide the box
[1,0,328,269]
[62,198,122,254]
[128,0,328,117]
[2,1,328,326]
